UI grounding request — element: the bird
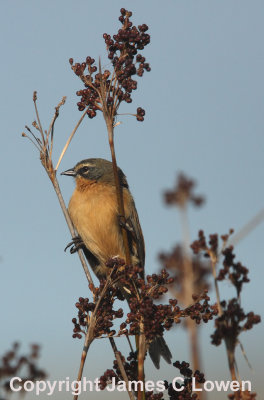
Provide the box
[61,158,172,368]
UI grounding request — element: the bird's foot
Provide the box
[64,236,84,254]
[118,215,133,233]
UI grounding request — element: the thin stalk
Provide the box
[180,206,194,304]
[51,176,93,286]
[33,92,45,143]
[55,107,88,171]
[209,253,239,398]
[109,337,135,400]
[47,97,67,157]
[98,61,131,265]
[72,276,114,400]
[210,255,223,316]
[73,340,92,400]
[180,205,204,396]
[137,320,146,400]
[229,208,264,247]
[107,125,131,265]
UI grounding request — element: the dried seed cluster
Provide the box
[218,246,249,296]
[159,245,211,303]
[100,356,206,400]
[190,229,234,258]
[0,343,46,395]
[72,288,124,340]
[70,8,150,121]
[164,173,204,209]
[99,351,138,390]
[191,229,261,392]
[72,258,216,343]
[211,299,261,347]
[164,361,205,400]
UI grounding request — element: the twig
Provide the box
[109,337,135,400]
[209,253,223,317]
[33,91,45,143]
[179,206,204,396]
[51,177,93,285]
[98,59,132,266]
[47,96,67,145]
[229,208,264,247]
[55,107,89,172]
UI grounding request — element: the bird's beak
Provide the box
[61,168,76,177]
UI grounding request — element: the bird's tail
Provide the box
[148,336,172,369]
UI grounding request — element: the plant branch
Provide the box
[55,107,89,171]
[51,177,93,286]
[109,337,135,400]
[229,207,264,247]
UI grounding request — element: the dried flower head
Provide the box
[159,244,211,304]
[164,173,205,209]
[0,343,46,397]
[70,8,150,122]
[164,361,205,400]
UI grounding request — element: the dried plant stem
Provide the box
[180,206,204,397]
[137,320,146,400]
[180,206,194,304]
[126,334,134,353]
[106,121,146,399]
[180,209,200,367]
[210,256,223,317]
[51,176,93,286]
[225,343,239,400]
[105,120,132,265]
[55,107,88,172]
[73,274,134,400]
[100,63,144,396]
[73,340,92,400]
[186,319,200,370]
[229,207,264,247]
[209,255,239,398]
[109,337,135,400]
[33,91,45,142]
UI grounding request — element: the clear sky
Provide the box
[1,1,263,399]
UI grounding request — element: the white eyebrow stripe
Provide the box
[79,163,93,168]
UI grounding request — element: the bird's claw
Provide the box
[64,236,84,254]
[118,215,133,232]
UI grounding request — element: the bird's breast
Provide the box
[68,182,129,264]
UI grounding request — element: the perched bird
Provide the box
[61,158,172,368]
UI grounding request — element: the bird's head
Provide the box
[61,158,128,188]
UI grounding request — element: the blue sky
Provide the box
[1,1,263,399]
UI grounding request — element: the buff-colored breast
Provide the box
[68,178,132,266]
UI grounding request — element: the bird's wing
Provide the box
[127,198,145,272]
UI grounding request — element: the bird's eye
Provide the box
[80,166,89,174]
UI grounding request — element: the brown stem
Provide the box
[109,337,135,400]
[72,272,117,400]
[55,107,88,171]
[73,339,92,400]
[187,319,200,371]
[180,209,201,357]
[225,341,239,400]
[33,91,45,143]
[51,176,93,286]
[210,256,223,316]
[229,207,264,247]
[180,206,194,305]
[209,253,239,398]
[107,122,131,265]
[98,60,131,265]
[137,320,146,400]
